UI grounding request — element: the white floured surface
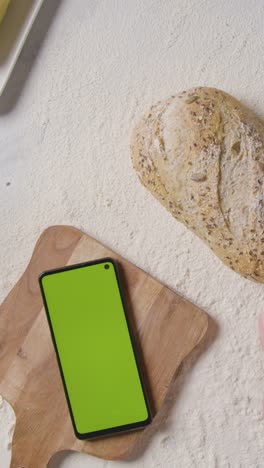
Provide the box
[1,0,264,467]
[0,396,15,467]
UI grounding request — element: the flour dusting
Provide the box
[1,0,264,467]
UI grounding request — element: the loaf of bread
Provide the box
[0,0,10,24]
[131,87,264,282]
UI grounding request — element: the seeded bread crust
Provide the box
[131,87,264,282]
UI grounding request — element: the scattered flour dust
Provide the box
[0,396,15,468]
[1,0,264,467]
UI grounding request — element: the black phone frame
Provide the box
[39,257,152,440]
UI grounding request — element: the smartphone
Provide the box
[39,257,152,440]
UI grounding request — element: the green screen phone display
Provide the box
[39,258,151,439]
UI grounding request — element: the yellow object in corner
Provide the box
[0,0,10,24]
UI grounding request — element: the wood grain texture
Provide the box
[0,226,208,467]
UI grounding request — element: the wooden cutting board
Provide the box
[0,226,208,467]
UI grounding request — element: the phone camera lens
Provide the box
[104,264,110,270]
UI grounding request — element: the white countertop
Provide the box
[1,0,264,467]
